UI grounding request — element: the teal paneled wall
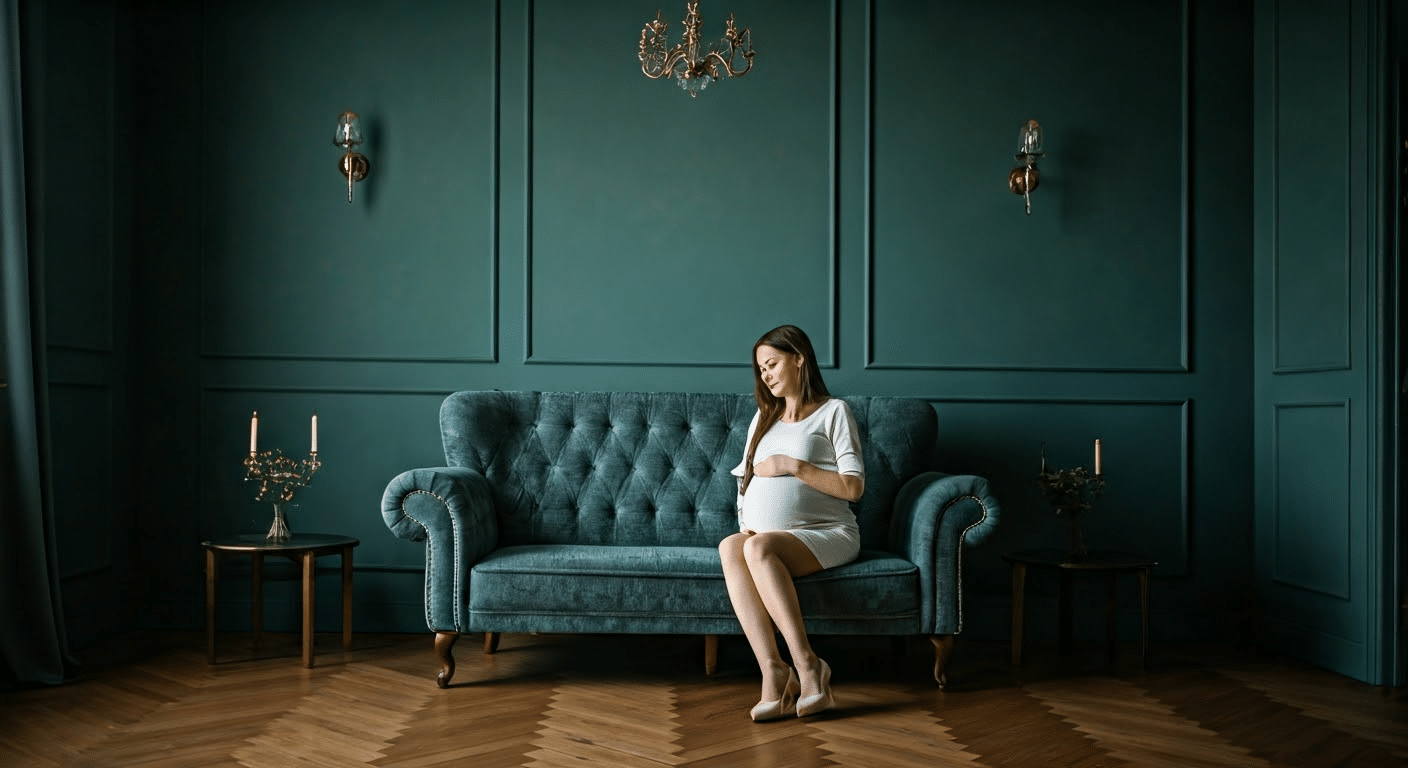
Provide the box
[1271,1,1351,373]
[530,0,835,365]
[1272,403,1352,600]
[871,0,1186,371]
[110,0,1260,646]
[27,0,135,649]
[1252,0,1390,683]
[200,0,498,362]
[933,399,1189,574]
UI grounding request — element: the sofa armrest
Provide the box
[382,467,497,632]
[890,472,1002,635]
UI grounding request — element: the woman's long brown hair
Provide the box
[740,325,830,496]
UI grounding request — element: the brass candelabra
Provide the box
[243,449,321,542]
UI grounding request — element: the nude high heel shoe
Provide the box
[796,659,834,717]
[750,668,799,722]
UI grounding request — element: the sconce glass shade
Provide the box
[334,111,364,149]
[1018,119,1043,157]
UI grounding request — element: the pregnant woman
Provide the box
[722,324,864,721]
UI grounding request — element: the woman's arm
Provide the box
[752,455,864,502]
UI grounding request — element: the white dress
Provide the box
[730,398,864,569]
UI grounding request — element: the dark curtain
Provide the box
[1,0,68,687]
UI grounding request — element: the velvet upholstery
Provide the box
[382,391,1001,670]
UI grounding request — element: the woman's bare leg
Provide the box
[741,531,827,699]
[720,532,790,699]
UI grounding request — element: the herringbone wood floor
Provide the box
[3,631,1405,767]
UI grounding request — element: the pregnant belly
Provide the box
[741,475,842,531]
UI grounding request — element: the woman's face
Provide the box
[755,344,803,400]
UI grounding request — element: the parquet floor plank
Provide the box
[677,732,831,768]
[669,677,819,764]
[1029,677,1269,768]
[4,633,1407,767]
[1144,665,1407,768]
[1223,665,1408,757]
[938,685,1125,767]
[806,684,981,766]
[530,730,681,768]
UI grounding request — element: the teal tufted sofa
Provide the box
[381,391,1001,688]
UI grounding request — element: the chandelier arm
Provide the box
[704,48,753,79]
[641,47,689,80]
[639,14,675,79]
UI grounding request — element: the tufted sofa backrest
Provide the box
[439,391,937,551]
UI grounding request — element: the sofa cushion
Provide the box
[439,391,939,552]
[467,545,921,635]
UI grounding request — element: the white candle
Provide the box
[250,411,259,453]
[311,412,318,453]
[1094,438,1102,476]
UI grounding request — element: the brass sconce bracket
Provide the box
[339,150,369,202]
[334,111,369,204]
[1009,119,1044,215]
[1009,164,1039,212]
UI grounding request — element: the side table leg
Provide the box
[1010,562,1027,667]
[1058,571,1073,656]
[251,553,264,650]
[1139,568,1151,669]
[703,634,718,676]
[206,549,218,664]
[302,551,316,668]
[1106,572,1118,665]
[342,546,354,652]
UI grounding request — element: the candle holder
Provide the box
[1037,459,1106,562]
[243,449,322,542]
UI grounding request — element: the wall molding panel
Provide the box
[1270,400,1352,600]
[523,0,840,368]
[197,0,500,365]
[41,0,116,356]
[1267,1,1353,375]
[50,383,116,580]
[866,0,1190,373]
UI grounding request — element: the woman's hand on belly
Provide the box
[754,454,864,503]
[753,454,802,477]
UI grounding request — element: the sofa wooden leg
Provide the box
[435,631,460,689]
[930,634,956,689]
[483,631,500,654]
[704,634,718,676]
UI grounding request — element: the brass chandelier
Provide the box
[638,1,754,98]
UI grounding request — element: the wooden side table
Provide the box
[1005,548,1157,670]
[203,533,359,667]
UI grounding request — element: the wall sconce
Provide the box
[639,1,754,98]
[334,111,369,204]
[1008,119,1044,215]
